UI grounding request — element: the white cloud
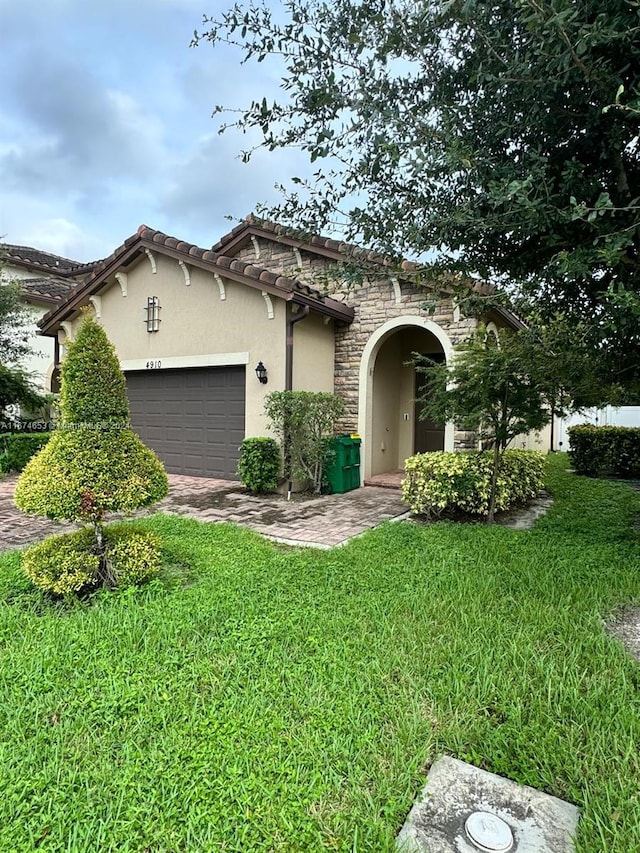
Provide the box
[0,0,318,258]
[19,218,96,261]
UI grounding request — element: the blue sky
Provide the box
[0,0,306,262]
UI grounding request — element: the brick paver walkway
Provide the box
[0,474,408,552]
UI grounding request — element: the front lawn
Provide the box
[0,455,639,852]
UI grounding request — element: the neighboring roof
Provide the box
[39,224,354,334]
[20,276,76,305]
[0,242,99,277]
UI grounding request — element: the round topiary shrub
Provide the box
[22,529,100,596]
[107,528,162,587]
[15,312,168,589]
[22,527,162,596]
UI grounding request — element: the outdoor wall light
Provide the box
[255,361,268,384]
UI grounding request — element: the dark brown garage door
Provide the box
[125,366,245,479]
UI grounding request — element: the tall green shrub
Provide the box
[416,326,575,522]
[15,314,168,589]
[263,391,344,493]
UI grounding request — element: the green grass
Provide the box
[0,454,639,852]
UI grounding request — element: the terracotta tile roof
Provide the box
[212,214,434,277]
[212,214,397,266]
[20,276,76,303]
[1,243,99,277]
[213,215,527,328]
[39,224,354,333]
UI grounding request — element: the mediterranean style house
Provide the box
[24,217,530,481]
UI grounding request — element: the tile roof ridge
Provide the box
[21,274,73,283]
[40,223,356,332]
[135,224,344,303]
[1,242,82,265]
[210,214,422,274]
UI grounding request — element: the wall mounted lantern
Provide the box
[255,361,268,384]
[145,296,161,333]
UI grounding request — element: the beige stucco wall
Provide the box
[371,334,401,474]
[59,253,288,438]
[54,252,336,441]
[291,311,335,392]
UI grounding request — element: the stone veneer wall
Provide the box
[331,278,478,450]
[230,236,479,450]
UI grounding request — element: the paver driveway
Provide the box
[0,474,407,553]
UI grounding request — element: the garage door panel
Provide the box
[162,374,184,389]
[164,427,185,442]
[206,372,227,387]
[184,402,205,417]
[184,433,206,447]
[205,428,227,443]
[125,366,245,479]
[146,426,166,441]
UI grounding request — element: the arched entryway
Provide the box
[358,316,455,481]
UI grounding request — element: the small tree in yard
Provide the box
[0,278,32,366]
[417,326,575,523]
[0,363,43,415]
[264,390,344,493]
[15,314,168,593]
[0,274,45,418]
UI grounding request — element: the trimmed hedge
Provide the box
[568,424,640,478]
[237,437,281,493]
[402,449,546,518]
[0,433,52,474]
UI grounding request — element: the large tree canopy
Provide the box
[195,0,640,394]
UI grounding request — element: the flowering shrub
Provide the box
[402,449,546,518]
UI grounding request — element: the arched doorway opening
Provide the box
[358,316,455,480]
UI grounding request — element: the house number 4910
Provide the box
[146,360,162,369]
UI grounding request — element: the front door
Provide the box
[414,354,445,453]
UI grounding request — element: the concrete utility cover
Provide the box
[396,756,579,853]
[465,812,513,851]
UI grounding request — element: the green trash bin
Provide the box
[325,435,361,494]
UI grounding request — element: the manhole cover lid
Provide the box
[465,811,514,852]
